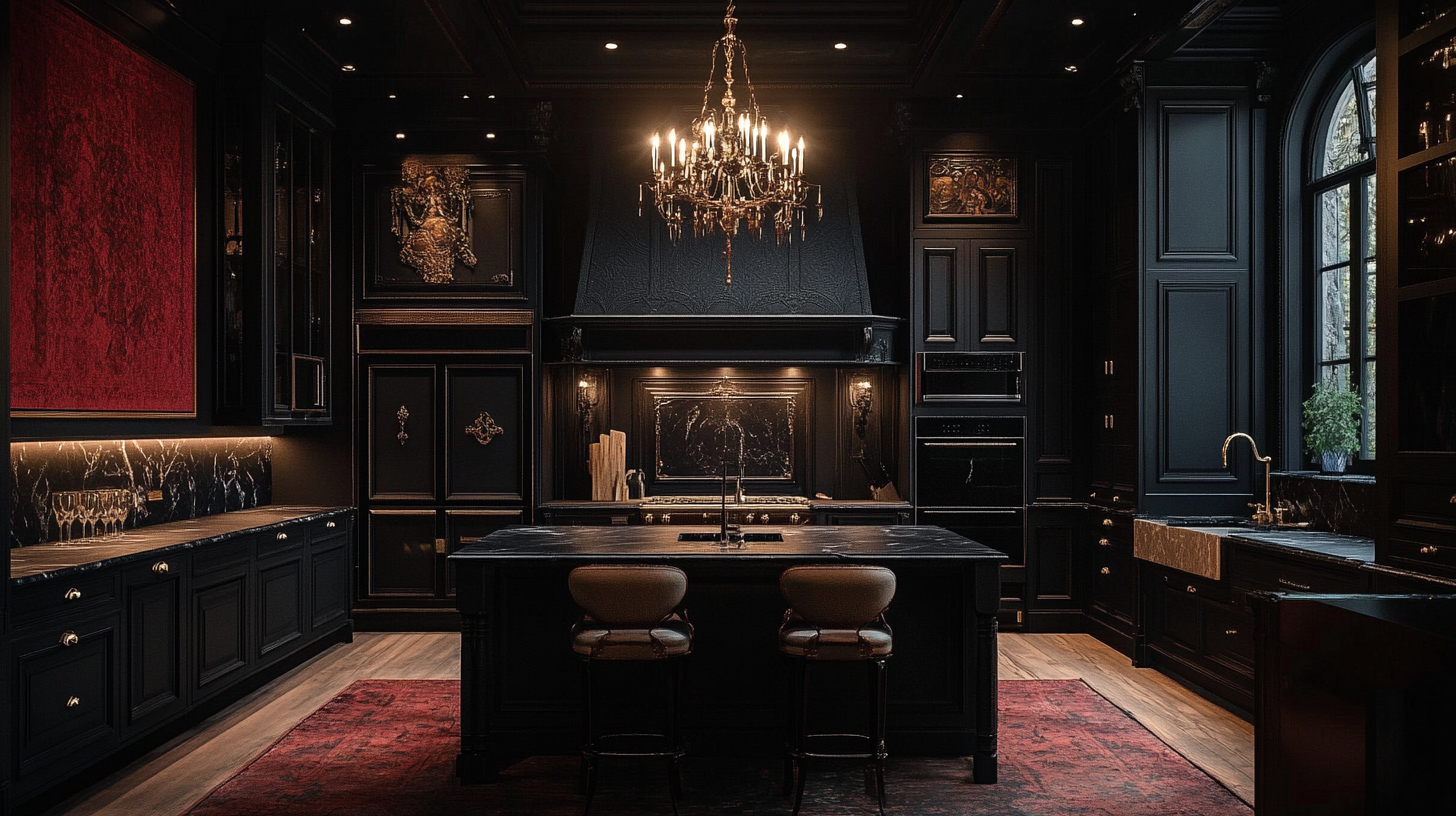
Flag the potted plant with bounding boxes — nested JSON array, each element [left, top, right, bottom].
[[1302, 381, 1361, 473]]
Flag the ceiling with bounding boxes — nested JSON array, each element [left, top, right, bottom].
[[280, 0, 1275, 105]]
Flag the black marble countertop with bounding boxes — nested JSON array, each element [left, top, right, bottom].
[[1222, 528, 1375, 567], [453, 524, 1007, 561], [537, 498, 912, 511], [10, 506, 351, 584]]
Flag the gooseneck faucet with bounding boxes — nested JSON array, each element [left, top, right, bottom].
[[1221, 432, 1278, 527]]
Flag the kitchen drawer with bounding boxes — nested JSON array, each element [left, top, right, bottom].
[[1229, 547, 1367, 605], [11, 571, 118, 626], [1384, 536, 1456, 580], [1095, 513, 1133, 544], [257, 526, 307, 559], [1390, 475, 1456, 533], [1202, 600, 1255, 672], [14, 612, 121, 775]]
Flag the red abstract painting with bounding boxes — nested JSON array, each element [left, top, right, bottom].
[[10, 0, 196, 415]]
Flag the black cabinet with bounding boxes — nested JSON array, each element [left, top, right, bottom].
[[217, 76, 333, 426], [124, 555, 187, 731], [1024, 505, 1085, 632], [1084, 511, 1136, 655], [1377, 1, 1456, 571], [912, 238, 1028, 355], [6, 509, 354, 807], [359, 360, 530, 611]]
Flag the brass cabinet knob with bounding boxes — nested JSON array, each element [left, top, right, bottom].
[[1098, 538, 1110, 546], [1450, 494, 1455, 504], [1099, 567, 1110, 575], [1102, 518, 1114, 527], [644, 513, 654, 524], [745, 513, 756, 523], [1225, 629, 1238, 635], [152, 561, 169, 574], [1186, 586, 1198, 594], [790, 513, 801, 524], [277, 532, 288, 540], [326, 521, 337, 528], [1112, 495, 1121, 503], [762, 514, 771, 524], [64, 588, 82, 601], [662, 514, 671, 524], [66, 696, 81, 708], [1421, 546, 1438, 555], [59, 631, 79, 647]]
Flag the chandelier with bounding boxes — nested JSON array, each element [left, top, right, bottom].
[[640, 2, 820, 286]]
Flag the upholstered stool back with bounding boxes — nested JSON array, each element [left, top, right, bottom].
[[779, 565, 895, 661], [569, 564, 692, 661]]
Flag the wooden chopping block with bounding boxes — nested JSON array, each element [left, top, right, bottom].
[[609, 430, 627, 500], [589, 441, 605, 501]]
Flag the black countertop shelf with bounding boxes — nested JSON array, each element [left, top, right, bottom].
[[9, 506, 352, 584]]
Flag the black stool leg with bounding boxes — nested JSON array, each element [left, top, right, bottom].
[[667, 658, 682, 816], [581, 659, 598, 815], [872, 657, 887, 815], [782, 657, 797, 797], [791, 660, 811, 816]]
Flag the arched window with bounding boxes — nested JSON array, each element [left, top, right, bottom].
[[1308, 52, 1376, 459]]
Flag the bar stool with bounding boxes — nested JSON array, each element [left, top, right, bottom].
[[568, 564, 693, 815], [779, 564, 895, 816]]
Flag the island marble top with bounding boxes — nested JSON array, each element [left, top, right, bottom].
[[10, 506, 351, 584], [453, 524, 1009, 561]]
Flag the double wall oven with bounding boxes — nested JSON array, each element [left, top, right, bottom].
[[914, 416, 1025, 617]]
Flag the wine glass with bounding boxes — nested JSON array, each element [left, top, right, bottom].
[[52, 491, 78, 543], [112, 489, 131, 536], [99, 490, 117, 537], [79, 491, 102, 541]]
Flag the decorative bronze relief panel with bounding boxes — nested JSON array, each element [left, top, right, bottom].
[[390, 161, 477, 284], [926, 154, 1018, 219]]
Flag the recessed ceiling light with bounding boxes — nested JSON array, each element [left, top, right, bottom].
[[341, 64, 356, 72], [395, 132, 406, 140], [604, 42, 619, 50], [488, 94, 496, 99], [485, 133, 497, 139], [1064, 64, 1079, 72], [834, 42, 847, 50], [1071, 17, 1084, 26], [338, 16, 352, 26], [462, 94, 470, 99], [955, 93, 964, 99]]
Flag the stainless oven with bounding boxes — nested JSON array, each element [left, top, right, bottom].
[[916, 352, 1023, 403]]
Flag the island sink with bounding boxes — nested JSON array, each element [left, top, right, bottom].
[[677, 531, 785, 543]]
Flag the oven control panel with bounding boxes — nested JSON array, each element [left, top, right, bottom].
[[914, 416, 1024, 439]]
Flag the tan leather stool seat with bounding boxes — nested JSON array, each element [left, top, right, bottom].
[[571, 616, 693, 660], [778, 619, 893, 660]]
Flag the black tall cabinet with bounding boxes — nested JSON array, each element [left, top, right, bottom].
[[1375, 2, 1456, 579]]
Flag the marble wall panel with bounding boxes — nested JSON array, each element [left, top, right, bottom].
[[1270, 471, 1378, 539], [11, 437, 271, 547]]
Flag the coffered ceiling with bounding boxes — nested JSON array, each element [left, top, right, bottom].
[[283, 0, 1272, 103]]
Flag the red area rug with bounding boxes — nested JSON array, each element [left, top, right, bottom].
[[187, 679, 1250, 815]]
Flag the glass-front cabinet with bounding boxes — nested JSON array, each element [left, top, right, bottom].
[[219, 83, 332, 425], [1376, 2, 1456, 578]]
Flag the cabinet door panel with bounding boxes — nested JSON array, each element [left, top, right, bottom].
[[977, 246, 1019, 344], [918, 243, 960, 346], [126, 563, 185, 727], [194, 576, 247, 690], [367, 510, 439, 596], [446, 365, 525, 501], [369, 365, 437, 500], [259, 558, 304, 657], [16, 614, 119, 774], [445, 510, 525, 596], [311, 534, 351, 628]]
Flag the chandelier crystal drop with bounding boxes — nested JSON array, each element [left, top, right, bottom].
[[639, 2, 820, 286]]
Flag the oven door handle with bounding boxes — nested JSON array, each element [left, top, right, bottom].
[[920, 441, 1019, 447], [920, 509, 1020, 514]]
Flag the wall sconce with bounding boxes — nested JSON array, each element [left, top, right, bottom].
[[850, 378, 874, 450], [577, 373, 601, 438]]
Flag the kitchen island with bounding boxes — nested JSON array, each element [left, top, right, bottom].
[[451, 524, 1007, 783]]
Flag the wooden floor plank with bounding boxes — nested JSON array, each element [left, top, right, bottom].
[[42, 631, 1251, 815]]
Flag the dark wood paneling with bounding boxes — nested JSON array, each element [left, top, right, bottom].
[[1156, 281, 1240, 479], [125, 563, 185, 728], [258, 558, 304, 657], [977, 246, 1018, 344], [368, 365, 437, 500], [14, 614, 118, 778], [310, 536, 351, 629], [445, 365, 525, 501], [920, 244, 959, 345], [366, 510, 438, 597], [194, 576, 247, 690], [1034, 161, 1072, 470], [1159, 102, 1237, 260]]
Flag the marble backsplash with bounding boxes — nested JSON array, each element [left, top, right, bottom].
[[11, 437, 272, 547], [1270, 471, 1378, 539]]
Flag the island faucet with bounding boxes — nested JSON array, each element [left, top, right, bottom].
[[1221, 432, 1293, 527]]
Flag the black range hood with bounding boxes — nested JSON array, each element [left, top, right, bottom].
[[551, 138, 899, 365]]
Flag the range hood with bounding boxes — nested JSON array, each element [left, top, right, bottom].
[[550, 138, 899, 365]]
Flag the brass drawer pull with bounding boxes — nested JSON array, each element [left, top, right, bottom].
[[1225, 629, 1238, 635], [326, 521, 337, 528], [644, 513, 654, 524], [1112, 495, 1121, 503], [1099, 567, 1110, 575], [1186, 585, 1198, 594], [1102, 518, 1114, 527], [64, 588, 82, 601], [790, 512, 801, 524], [66, 696, 81, 708], [1098, 538, 1110, 546], [1450, 494, 1455, 504], [1421, 546, 1439, 555], [59, 631, 79, 647], [277, 532, 288, 541], [152, 561, 169, 574], [1276, 577, 1312, 591]]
